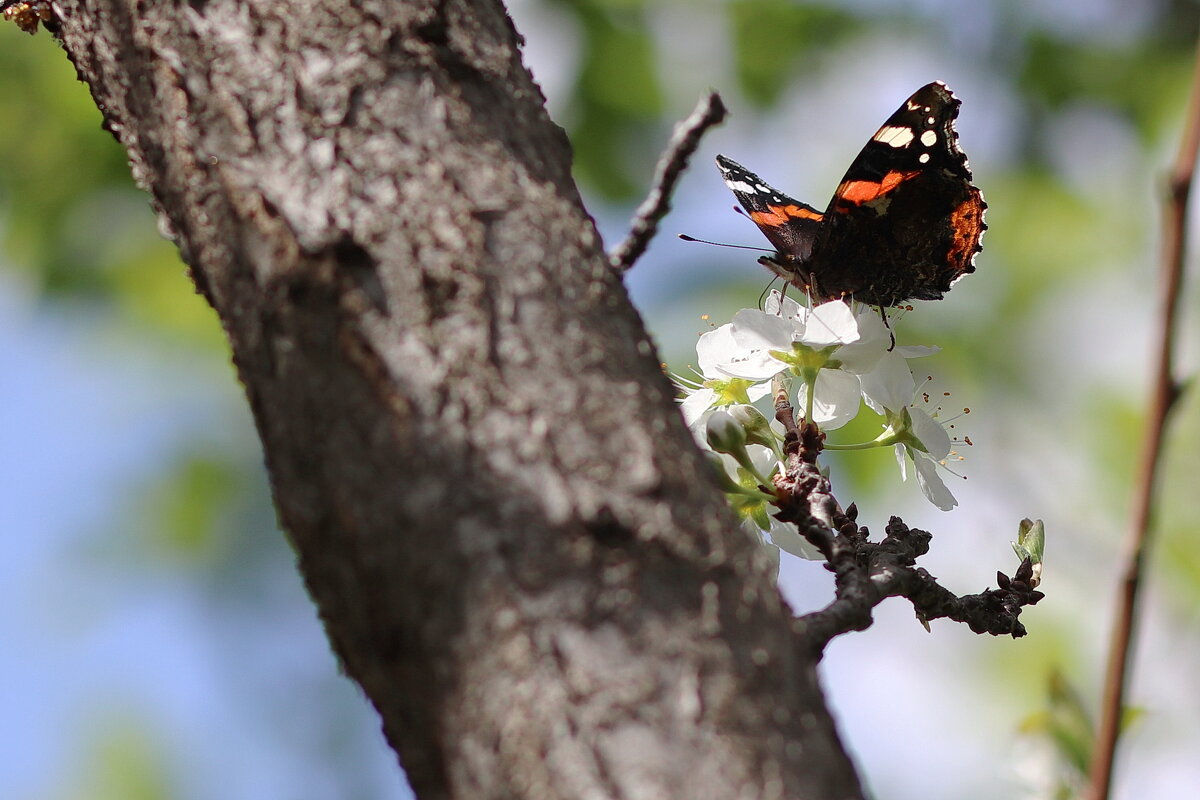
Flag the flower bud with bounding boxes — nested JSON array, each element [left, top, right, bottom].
[[705, 410, 746, 454], [1011, 518, 1045, 587], [727, 404, 774, 449]]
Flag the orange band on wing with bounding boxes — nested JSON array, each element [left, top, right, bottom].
[[836, 169, 922, 205], [947, 191, 986, 269], [750, 204, 824, 227]]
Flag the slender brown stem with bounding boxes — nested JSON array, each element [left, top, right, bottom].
[[1084, 38, 1200, 800], [609, 91, 727, 273]]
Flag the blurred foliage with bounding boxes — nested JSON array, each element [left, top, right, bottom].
[[727, 1, 862, 106], [54, 717, 176, 800], [1017, 669, 1145, 799], [549, 0, 664, 198], [0, 25, 221, 348], [134, 451, 253, 567], [1158, 385, 1200, 610], [1017, 30, 1195, 144], [6, 2, 1200, 799]]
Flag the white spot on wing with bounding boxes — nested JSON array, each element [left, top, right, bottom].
[[724, 179, 759, 194], [918, 153, 930, 164], [874, 125, 915, 148], [920, 130, 938, 147]]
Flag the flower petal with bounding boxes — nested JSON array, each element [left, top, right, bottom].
[[894, 344, 940, 359], [680, 388, 716, 429], [767, 518, 824, 560], [746, 381, 772, 402], [832, 309, 889, 372], [909, 407, 951, 460], [800, 300, 860, 347], [800, 369, 861, 430], [746, 443, 782, 477], [859, 352, 918, 413], [914, 454, 958, 510], [730, 308, 796, 350], [696, 324, 739, 376], [764, 290, 804, 320], [717, 349, 786, 381]]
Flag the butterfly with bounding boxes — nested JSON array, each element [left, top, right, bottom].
[[717, 82, 986, 307]]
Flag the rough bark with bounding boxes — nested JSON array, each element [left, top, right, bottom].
[[49, 1, 866, 797]]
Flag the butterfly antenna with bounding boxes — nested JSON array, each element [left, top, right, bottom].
[[874, 304, 898, 351], [677, 234, 774, 253], [758, 276, 786, 311]]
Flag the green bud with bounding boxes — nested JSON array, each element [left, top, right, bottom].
[[727, 404, 774, 449], [1011, 518, 1045, 587], [705, 410, 746, 454]]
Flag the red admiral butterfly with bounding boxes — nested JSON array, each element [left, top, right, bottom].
[[717, 81, 986, 307]]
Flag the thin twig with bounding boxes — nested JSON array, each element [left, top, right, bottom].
[[797, 517, 1043, 657], [767, 394, 1042, 656], [609, 91, 727, 273], [1084, 37, 1200, 800]]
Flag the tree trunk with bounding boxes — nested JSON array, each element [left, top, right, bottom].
[[51, 1, 865, 797]]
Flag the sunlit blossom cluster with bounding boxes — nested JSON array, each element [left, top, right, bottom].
[[676, 291, 964, 560]]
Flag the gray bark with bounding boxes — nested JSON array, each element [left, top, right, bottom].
[[52, 0, 866, 797]]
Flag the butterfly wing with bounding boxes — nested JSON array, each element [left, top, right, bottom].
[[812, 81, 987, 305], [716, 154, 824, 269]]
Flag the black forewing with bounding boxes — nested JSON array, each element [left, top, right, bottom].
[[716, 154, 823, 263]]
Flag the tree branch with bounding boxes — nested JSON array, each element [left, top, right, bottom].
[[43, 2, 865, 798], [609, 91, 726, 273], [799, 516, 1043, 656], [1085, 31, 1200, 800], [770, 399, 1044, 658]]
